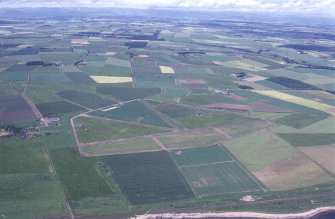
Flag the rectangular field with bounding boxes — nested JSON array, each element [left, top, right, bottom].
[[81, 137, 161, 155], [30, 73, 71, 82], [254, 153, 333, 191], [0, 173, 67, 219], [134, 76, 176, 89], [101, 151, 194, 204], [90, 100, 171, 127], [171, 144, 233, 166], [266, 77, 321, 90], [173, 111, 252, 129], [0, 64, 31, 81], [74, 116, 169, 143], [300, 145, 335, 175], [105, 57, 131, 68], [49, 148, 114, 200], [157, 128, 226, 149], [151, 101, 204, 118], [96, 86, 161, 101], [56, 90, 116, 109], [225, 131, 298, 171], [131, 57, 160, 76], [272, 117, 335, 134], [65, 72, 95, 83], [181, 93, 246, 106], [0, 137, 51, 174], [41, 127, 76, 149], [36, 101, 83, 116], [218, 119, 273, 137], [0, 94, 39, 122], [277, 133, 335, 147], [252, 90, 335, 115], [274, 113, 329, 129], [171, 145, 262, 197]]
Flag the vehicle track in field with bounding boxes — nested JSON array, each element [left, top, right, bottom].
[[20, 93, 48, 126]]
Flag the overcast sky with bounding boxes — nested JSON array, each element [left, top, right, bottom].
[[0, 0, 334, 14]]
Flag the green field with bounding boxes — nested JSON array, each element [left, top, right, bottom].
[[30, 73, 71, 82], [42, 127, 76, 149], [181, 93, 247, 106], [101, 151, 194, 204], [96, 86, 161, 101], [0, 173, 67, 219], [171, 144, 233, 166], [66, 72, 95, 83], [0, 70, 27, 81], [274, 113, 329, 129], [151, 101, 205, 118], [2, 10, 335, 218], [0, 64, 31, 81], [31, 65, 62, 74], [49, 148, 114, 200], [157, 128, 225, 149], [0, 85, 23, 95], [59, 65, 82, 73], [0, 137, 51, 174], [105, 57, 131, 68], [38, 52, 81, 65], [81, 64, 131, 77], [81, 137, 161, 155], [180, 162, 262, 197], [37, 101, 84, 116], [219, 119, 273, 137], [162, 88, 189, 98], [134, 76, 176, 89], [74, 116, 170, 143], [90, 100, 171, 127], [277, 133, 335, 146], [173, 111, 252, 129], [171, 145, 262, 197], [57, 90, 116, 109], [131, 57, 161, 76], [26, 83, 101, 104], [225, 131, 298, 171]]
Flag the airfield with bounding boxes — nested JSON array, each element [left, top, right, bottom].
[[0, 9, 334, 219]]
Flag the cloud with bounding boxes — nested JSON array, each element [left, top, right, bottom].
[[0, 0, 334, 14]]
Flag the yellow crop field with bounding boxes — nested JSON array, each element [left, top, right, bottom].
[[253, 90, 335, 115], [90, 76, 133, 84], [159, 66, 175, 74]]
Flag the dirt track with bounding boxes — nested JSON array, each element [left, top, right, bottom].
[[46, 192, 335, 219], [133, 207, 335, 219]]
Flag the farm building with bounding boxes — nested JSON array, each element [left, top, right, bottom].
[[44, 117, 60, 125]]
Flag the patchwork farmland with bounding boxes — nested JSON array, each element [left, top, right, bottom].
[[101, 151, 194, 204], [171, 145, 262, 197], [0, 8, 334, 219]]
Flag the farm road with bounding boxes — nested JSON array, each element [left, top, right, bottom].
[[45, 192, 335, 219]]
